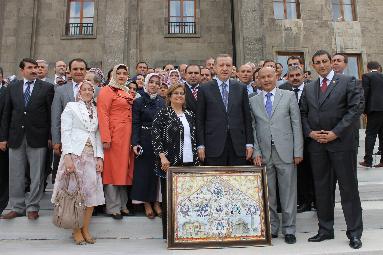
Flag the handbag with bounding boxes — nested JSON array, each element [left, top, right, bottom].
[[52, 172, 86, 229]]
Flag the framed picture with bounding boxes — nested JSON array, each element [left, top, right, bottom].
[[167, 166, 271, 249]]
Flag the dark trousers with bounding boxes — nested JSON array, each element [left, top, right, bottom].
[[310, 150, 363, 239], [51, 153, 60, 184], [297, 146, 315, 206], [161, 177, 167, 239], [205, 133, 247, 166], [0, 149, 9, 214], [364, 111, 383, 164]]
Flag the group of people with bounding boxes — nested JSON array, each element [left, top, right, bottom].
[[1, 49, 381, 249]]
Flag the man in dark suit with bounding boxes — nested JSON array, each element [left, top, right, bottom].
[[197, 54, 254, 165], [0, 58, 54, 220], [280, 66, 315, 213], [300, 50, 363, 249], [184, 64, 201, 113], [360, 61, 383, 168], [0, 83, 9, 215]]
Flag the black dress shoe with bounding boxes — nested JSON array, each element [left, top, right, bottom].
[[271, 234, 278, 238], [297, 203, 311, 213], [349, 237, 362, 249], [111, 213, 123, 220], [308, 233, 334, 242], [285, 234, 296, 244]]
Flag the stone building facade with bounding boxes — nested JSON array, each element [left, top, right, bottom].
[[0, 0, 382, 77]]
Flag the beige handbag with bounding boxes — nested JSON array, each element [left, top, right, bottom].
[[52, 172, 86, 229]]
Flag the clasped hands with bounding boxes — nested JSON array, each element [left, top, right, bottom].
[[197, 147, 254, 162], [309, 130, 337, 144], [252, 155, 303, 166], [64, 154, 103, 173]]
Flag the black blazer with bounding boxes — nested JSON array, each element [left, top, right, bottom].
[[196, 79, 254, 157], [2, 79, 54, 148], [300, 73, 361, 152], [0, 86, 8, 141], [152, 106, 198, 178], [184, 83, 198, 113], [362, 71, 383, 114]]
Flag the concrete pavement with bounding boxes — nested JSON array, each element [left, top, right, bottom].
[[1, 130, 383, 254]]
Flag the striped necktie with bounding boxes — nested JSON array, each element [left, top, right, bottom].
[[24, 80, 33, 107]]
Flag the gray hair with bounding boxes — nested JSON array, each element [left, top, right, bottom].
[[288, 65, 303, 74], [36, 59, 49, 68]]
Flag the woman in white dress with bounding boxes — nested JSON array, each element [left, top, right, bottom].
[[52, 81, 105, 245]]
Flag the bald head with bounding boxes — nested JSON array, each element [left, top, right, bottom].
[[258, 67, 277, 92], [238, 64, 253, 84]]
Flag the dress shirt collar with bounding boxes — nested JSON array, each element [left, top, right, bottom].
[[23, 78, 36, 85], [262, 87, 276, 97], [216, 77, 230, 87], [319, 70, 335, 85], [185, 82, 199, 90], [293, 82, 305, 91]]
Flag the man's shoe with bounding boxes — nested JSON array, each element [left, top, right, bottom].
[[297, 203, 311, 213], [359, 161, 372, 168], [285, 234, 296, 244], [0, 211, 23, 219], [27, 211, 39, 220], [349, 237, 362, 249], [374, 150, 382, 155], [374, 162, 383, 168], [111, 213, 123, 220], [308, 233, 334, 242], [271, 234, 278, 238]]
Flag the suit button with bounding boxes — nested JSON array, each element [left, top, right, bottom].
[[21, 126, 24, 129], [24, 112, 26, 115]]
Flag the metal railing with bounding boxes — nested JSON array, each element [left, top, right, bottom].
[[168, 21, 196, 34], [65, 23, 94, 36]]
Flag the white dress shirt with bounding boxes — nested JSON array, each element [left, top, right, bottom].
[[293, 83, 305, 102], [320, 70, 335, 88], [216, 77, 230, 97], [178, 114, 193, 163], [73, 82, 79, 98], [23, 78, 36, 94], [262, 87, 277, 106]]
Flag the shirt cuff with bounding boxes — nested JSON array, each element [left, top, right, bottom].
[[246, 144, 253, 148], [197, 145, 205, 150]]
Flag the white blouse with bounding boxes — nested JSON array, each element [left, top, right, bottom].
[[178, 114, 193, 163]]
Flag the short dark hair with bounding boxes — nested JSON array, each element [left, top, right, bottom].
[[367, 61, 381, 70], [312, 50, 332, 63], [136, 61, 148, 69], [68, 58, 88, 71], [215, 54, 232, 63], [263, 59, 276, 66], [305, 70, 312, 75], [287, 56, 304, 65], [185, 64, 200, 73], [333, 53, 348, 63], [19, 58, 38, 69]]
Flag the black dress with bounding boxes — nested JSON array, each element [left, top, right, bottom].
[[130, 93, 165, 202]]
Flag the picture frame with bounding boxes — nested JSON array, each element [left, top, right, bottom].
[[167, 166, 271, 249]]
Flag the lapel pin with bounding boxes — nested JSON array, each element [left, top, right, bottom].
[[332, 81, 336, 83]]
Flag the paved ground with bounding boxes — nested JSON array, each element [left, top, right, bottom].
[[1, 130, 383, 254]]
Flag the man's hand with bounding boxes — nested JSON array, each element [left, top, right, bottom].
[[320, 131, 337, 143], [48, 140, 52, 149], [294, 157, 303, 165], [309, 131, 325, 142], [0, 141, 7, 152], [198, 148, 205, 162], [253, 155, 263, 166], [53, 143, 62, 155], [246, 147, 254, 161]]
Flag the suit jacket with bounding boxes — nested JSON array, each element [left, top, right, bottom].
[[196, 79, 254, 157], [185, 83, 198, 113], [300, 73, 361, 152], [362, 71, 383, 114], [51, 81, 101, 144], [61, 102, 103, 158], [0, 86, 8, 141], [249, 88, 303, 164], [2, 79, 54, 148]]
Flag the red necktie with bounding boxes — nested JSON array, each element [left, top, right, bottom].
[[192, 87, 198, 100], [321, 78, 328, 93]]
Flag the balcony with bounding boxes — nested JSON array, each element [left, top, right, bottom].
[[65, 23, 94, 36], [168, 22, 196, 34]]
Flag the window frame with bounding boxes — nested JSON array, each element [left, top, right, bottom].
[[331, 0, 357, 22], [166, 0, 200, 37], [276, 51, 305, 77], [62, 0, 97, 39], [341, 53, 363, 79], [273, 0, 301, 20]]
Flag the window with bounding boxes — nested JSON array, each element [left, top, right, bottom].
[[332, 0, 356, 22], [66, 0, 95, 36], [168, 0, 196, 34], [276, 52, 305, 76], [273, 0, 300, 20], [343, 54, 362, 78]]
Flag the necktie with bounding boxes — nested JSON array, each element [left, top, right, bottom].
[[221, 82, 228, 110], [74, 83, 79, 98], [265, 92, 273, 118], [321, 78, 328, 93], [293, 88, 300, 102], [24, 81, 33, 107], [191, 87, 198, 100]]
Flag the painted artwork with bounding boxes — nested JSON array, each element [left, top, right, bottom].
[[167, 166, 271, 249]]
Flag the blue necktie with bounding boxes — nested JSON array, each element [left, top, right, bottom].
[[221, 82, 228, 110], [24, 81, 33, 107], [265, 92, 273, 118]]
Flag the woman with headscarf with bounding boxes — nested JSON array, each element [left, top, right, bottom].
[[97, 64, 135, 220], [130, 73, 165, 219], [167, 69, 181, 86], [52, 81, 104, 245]]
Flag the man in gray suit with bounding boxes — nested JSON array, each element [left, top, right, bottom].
[[300, 50, 363, 249], [36, 60, 54, 84], [51, 58, 87, 183], [249, 67, 303, 244]]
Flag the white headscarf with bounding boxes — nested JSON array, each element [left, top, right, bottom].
[[144, 73, 161, 99]]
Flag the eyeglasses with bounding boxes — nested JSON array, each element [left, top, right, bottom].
[[172, 92, 185, 96]]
